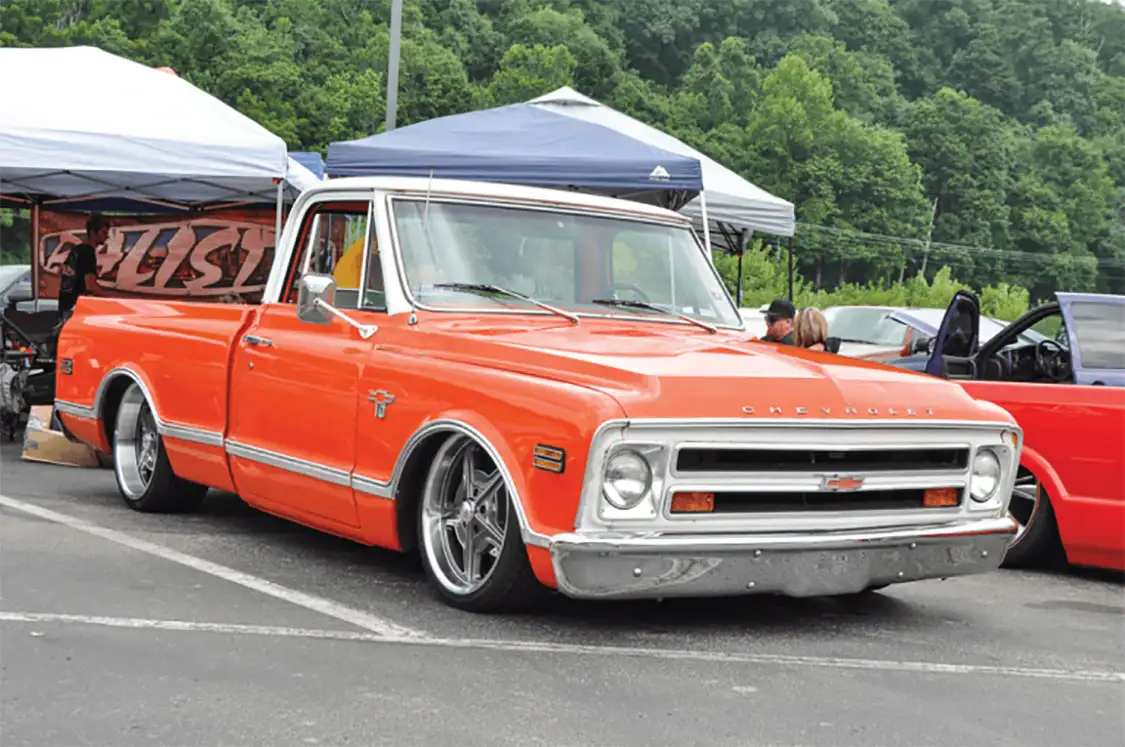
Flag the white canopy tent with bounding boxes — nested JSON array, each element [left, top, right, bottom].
[[528, 87, 796, 250], [0, 46, 320, 308], [0, 46, 301, 211]]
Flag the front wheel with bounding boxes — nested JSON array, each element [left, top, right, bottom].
[[417, 434, 543, 612], [113, 383, 208, 513], [1003, 472, 1064, 568]]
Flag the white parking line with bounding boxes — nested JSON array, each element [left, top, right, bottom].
[[0, 494, 423, 640], [2, 610, 1123, 683], [5, 494, 1124, 685]]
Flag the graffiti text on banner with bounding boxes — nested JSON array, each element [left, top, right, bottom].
[[37, 210, 277, 302]]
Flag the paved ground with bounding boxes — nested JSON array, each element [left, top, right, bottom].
[[1, 440, 1123, 746]]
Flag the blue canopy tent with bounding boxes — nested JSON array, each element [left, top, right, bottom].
[[325, 104, 704, 209], [290, 151, 325, 180]]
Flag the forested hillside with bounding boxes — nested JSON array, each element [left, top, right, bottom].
[[2, 0, 1123, 307]]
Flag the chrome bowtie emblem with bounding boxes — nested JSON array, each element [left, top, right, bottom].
[[368, 390, 395, 419], [821, 475, 865, 492]]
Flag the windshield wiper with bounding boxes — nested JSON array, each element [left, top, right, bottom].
[[433, 283, 579, 324], [590, 298, 718, 333]]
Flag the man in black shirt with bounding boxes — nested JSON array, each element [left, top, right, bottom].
[[58, 214, 110, 317], [762, 297, 796, 345]]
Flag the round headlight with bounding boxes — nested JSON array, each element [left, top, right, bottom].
[[603, 449, 652, 510], [970, 450, 1002, 503]]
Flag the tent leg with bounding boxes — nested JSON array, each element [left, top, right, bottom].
[[785, 237, 793, 302], [699, 192, 712, 263], [31, 201, 41, 313], [737, 252, 744, 307], [274, 181, 284, 250]]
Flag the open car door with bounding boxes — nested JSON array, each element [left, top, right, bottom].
[[924, 290, 980, 379]]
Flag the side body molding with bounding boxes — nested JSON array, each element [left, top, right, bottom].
[[58, 369, 548, 549]]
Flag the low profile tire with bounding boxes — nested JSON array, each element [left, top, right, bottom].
[[418, 433, 543, 613], [1003, 472, 1064, 568], [113, 383, 208, 513]]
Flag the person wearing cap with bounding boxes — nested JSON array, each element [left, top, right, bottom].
[[763, 298, 796, 345]]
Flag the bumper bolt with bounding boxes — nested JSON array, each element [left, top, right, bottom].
[[747, 582, 755, 589], [982, 550, 989, 558], [753, 550, 762, 558], [909, 542, 917, 550], [632, 568, 642, 578], [897, 571, 905, 579]]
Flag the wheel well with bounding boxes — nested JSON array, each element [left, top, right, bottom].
[[393, 431, 455, 554], [99, 376, 137, 448]]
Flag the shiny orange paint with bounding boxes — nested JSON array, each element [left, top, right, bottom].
[[54, 290, 1015, 591], [959, 380, 1125, 571]]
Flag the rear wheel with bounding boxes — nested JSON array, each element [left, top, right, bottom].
[[1003, 472, 1064, 568], [113, 383, 207, 513], [417, 433, 543, 612]]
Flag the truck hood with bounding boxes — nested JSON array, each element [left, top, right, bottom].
[[407, 317, 996, 423]]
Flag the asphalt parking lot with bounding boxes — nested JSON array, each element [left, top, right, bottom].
[[2, 440, 1123, 746]]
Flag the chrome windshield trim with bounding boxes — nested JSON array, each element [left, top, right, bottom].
[[383, 194, 742, 330]]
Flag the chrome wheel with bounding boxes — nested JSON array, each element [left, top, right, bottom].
[[421, 435, 509, 596], [114, 385, 159, 500], [1008, 473, 1040, 546]]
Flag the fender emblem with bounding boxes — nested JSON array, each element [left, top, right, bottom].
[[821, 475, 865, 492], [368, 390, 395, 419]]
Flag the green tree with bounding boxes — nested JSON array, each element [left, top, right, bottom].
[[486, 43, 577, 106]]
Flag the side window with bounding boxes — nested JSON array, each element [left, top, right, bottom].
[[1070, 302, 1125, 370], [283, 202, 383, 311]]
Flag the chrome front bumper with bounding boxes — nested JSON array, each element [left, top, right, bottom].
[[548, 516, 1017, 600]]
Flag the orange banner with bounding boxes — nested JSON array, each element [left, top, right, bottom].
[[37, 209, 278, 303]]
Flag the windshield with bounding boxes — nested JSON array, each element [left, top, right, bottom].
[[822, 307, 908, 346], [391, 199, 741, 327], [0, 265, 30, 292]]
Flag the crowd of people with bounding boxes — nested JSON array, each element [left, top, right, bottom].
[[758, 298, 840, 353]]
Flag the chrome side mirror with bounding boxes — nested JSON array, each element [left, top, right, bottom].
[[296, 274, 336, 325]]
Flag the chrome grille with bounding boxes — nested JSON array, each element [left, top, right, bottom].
[[675, 446, 970, 474]]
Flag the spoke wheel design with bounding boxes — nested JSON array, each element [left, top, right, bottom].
[[111, 381, 208, 513], [114, 385, 160, 499], [421, 435, 510, 596]]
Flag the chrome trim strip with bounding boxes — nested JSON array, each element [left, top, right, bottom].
[[352, 474, 394, 500], [551, 514, 1018, 552], [225, 440, 352, 488], [53, 399, 96, 419], [159, 421, 225, 447], [391, 418, 551, 548]]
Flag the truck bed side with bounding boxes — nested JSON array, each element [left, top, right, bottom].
[[55, 297, 257, 492]]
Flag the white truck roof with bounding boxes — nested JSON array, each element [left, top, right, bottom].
[[305, 176, 692, 224]]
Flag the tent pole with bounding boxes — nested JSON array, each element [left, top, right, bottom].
[[386, 0, 404, 131], [31, 201, 41, 313], [736, 251, 743, 307], [785, 237, 793, 301], [699, 192, 712, 263], [274, 181, 283, 251]]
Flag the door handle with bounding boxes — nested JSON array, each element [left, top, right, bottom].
[[243, 334, 273, 347]]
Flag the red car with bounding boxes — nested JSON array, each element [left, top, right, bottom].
[[908, 291, 1125, 571]]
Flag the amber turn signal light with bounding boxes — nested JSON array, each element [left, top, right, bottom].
[[923, 488, 960, 507], [670, 491, 715, 513]]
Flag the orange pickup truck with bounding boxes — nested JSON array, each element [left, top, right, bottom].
[[54, 177, 1023, 612]]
